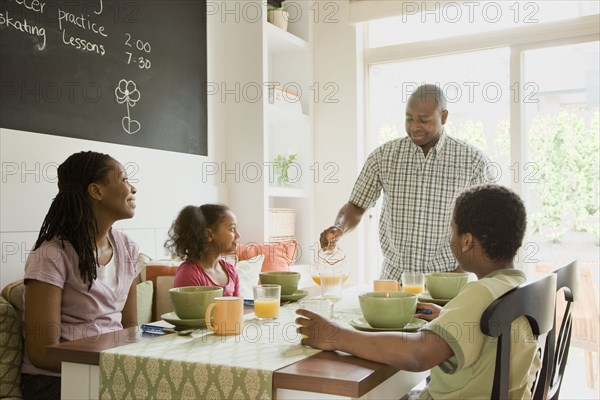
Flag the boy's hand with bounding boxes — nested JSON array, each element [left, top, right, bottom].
[[296, 309, 341, 351], [415, 302, 442, 321]]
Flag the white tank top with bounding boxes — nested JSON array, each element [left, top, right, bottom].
[[97, 255, 118, 291]]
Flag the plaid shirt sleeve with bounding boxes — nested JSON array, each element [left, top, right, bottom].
[[349, 149, 382, 210], [470, 151, 492, 185]]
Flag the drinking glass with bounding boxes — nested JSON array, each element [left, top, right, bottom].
[[253, 284, 281, 320], [320, 274, 343, 304], [401, 272, 425, 294], [298, 299, 334, 319]]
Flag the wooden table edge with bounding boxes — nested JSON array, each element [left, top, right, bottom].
[[273, 350, 399, 398], [47, 326, 141, 366]]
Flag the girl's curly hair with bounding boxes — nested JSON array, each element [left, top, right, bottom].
[[165, 204, 230, 261]]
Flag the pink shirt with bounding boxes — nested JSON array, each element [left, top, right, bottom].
[[21, 229, 140, 376], [173, 259, 240, 297]]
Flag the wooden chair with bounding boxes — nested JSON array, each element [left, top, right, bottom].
[[480, 273, 557, 400], [536, 261, 598, 392], [534, 261, 578, 400]]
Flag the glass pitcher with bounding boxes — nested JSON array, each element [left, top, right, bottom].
[[310, 246, 350, 285]]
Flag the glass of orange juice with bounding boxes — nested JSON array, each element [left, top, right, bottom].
[[253, 284, 281, 320], [401, 272, 425, 294]]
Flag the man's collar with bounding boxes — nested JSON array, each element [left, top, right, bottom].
[[433, 130, 447, 152], [409, 130, 447, 154]]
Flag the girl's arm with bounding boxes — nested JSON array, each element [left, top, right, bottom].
[[24, 280, 62, 372]]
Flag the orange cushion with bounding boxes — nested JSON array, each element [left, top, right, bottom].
[[144, 263, 179, 321], [236, 240, 297, 272]]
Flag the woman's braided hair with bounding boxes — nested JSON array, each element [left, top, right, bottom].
[[34, 151, 115, 288]]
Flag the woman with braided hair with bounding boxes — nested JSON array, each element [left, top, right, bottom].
[[21, 151, 140, 400]]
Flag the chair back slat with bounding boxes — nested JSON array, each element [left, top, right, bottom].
[[481, 273, 557, 400], [535, 261, 578, 400]]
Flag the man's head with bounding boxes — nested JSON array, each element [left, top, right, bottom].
[[405, 84, 448, 153]]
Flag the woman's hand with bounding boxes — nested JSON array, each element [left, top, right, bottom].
[[415, 302, 442, 321], [296, 309, 343, 351]]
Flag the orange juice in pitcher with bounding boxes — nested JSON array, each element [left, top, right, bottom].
[[311, 247, 349, 285]]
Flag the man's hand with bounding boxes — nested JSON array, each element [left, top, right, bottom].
[[296, 309, 342, 351], [319, 226, 343, 250]]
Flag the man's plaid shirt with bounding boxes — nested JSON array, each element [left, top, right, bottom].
[[349, 133, 491, 279]]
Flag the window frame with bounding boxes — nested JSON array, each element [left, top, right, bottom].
[[361, 13, 599, 275]]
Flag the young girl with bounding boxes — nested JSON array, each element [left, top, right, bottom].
[[22, 151, 140, 400], [166, 204, 241, 297]]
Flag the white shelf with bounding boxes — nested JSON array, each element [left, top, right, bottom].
[[268, 186, 308, 198], [267, 22, 309, 55], [267, 107, 309, 125]]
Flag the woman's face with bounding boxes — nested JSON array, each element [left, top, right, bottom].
[[94, 161, 137, 221], [209, 210, 240, 254]]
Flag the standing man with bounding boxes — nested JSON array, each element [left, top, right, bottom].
[[320, 84, 492, 279]]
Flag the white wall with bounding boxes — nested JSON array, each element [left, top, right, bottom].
[[0, 13, 229, 289], [1, 1, 372, 288], [313, 1, 367, 285]]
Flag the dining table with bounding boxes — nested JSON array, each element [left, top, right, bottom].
[[47, 285, 428, 399]]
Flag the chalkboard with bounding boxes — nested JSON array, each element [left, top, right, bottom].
[[0, 0, 207, 155]]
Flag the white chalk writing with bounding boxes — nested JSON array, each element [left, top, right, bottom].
[[0, 10, 46, 50]]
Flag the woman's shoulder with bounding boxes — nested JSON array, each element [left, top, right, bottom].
[[110, 228, 136, 247], [30, 237, 75, 258], [110, 228, 139, 260]]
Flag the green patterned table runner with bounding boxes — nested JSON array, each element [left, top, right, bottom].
[[99, 306, 320, 399]]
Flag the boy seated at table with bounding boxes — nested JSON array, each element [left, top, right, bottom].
[[296, 184, 541, 399]]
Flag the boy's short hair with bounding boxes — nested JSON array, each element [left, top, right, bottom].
[[453, 184, 526, 261]]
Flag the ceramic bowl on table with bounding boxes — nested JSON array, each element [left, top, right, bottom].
[[358, 291, 417, 329], [169, 286, 223, 320], [425, 272, 469, 300], [259, 271, 300, 296]]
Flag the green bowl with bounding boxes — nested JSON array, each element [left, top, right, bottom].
[[359, 291, 417, 329], [425, 272, 470, 300], [259, 271, 300, 296], [169, 286, 223, 320]]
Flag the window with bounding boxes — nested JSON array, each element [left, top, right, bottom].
[[365, 4, 599, 398], [368, 1, 599, 48], [369, 48, 511, 185]]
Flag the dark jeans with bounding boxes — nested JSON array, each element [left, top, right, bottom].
[[21, 373, 61, 400]]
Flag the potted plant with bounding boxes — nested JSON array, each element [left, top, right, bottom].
[[273, 152, 297, 186]]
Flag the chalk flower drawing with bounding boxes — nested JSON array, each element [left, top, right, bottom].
[[115, 79, 141, 134]]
